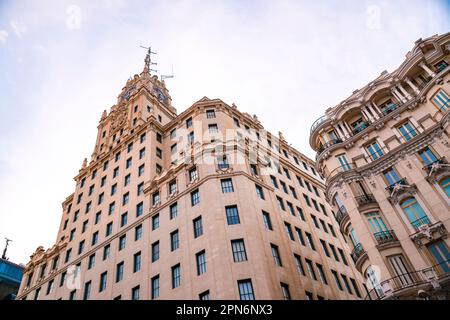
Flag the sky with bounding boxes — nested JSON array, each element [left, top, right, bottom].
[[0, 0, 449, 264]]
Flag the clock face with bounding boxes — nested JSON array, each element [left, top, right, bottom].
[[122, 85, 136, 101], [154, 87, 166, 103]]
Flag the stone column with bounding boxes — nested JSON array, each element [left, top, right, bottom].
[[321, 132, 330, 143], [405, 77, 420, 94], [397, 83, 412, 100], [368, 103, 380, 120], [392, 87, 407, 103], [362, 107, 374, 123], [419, 62, 436, 78], [334, 125, 345, 140]]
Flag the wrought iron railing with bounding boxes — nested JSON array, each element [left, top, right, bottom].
[[335, 206, 349, 226], [310, 115, 328, 135], [355, 194, 376, 207], [422, 158, 447, 174], [351, 243, 366, 263], [317, 138, 343, 155], [374, 230, 398, 245], [381, 103, 398, 116], [411, 216, 431, 231], [352, 122, 369, 135]]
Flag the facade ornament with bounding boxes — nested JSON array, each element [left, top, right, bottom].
[[375, 122, 385, 130], [82, 158, 87, 169], [101, 110, 107, 120], [410, 221, 447, 247]]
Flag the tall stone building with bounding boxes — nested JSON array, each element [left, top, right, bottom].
[[309, 33, 450, 300], [17, 50, 365, 300]]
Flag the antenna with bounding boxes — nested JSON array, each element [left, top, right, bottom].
[[2, 238, 12, 260], [140, 44, 158, 74], [161, 65, 175, 81]]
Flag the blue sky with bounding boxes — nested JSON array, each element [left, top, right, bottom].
[[0, 0, 449, 264]]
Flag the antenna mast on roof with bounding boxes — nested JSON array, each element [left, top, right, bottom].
[[140, 44, 158, 74]]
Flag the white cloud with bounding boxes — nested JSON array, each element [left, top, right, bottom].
[[0, 30, 8, 44], [10, 19, 27, 37]]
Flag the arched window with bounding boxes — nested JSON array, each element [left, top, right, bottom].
[[439, 177, 450, 197], [400, 197, 429, 230], [347, 224, 360, 247]]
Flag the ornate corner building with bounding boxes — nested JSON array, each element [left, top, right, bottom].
[[16, 52, 365, 300], [310, 33, 450, 300]]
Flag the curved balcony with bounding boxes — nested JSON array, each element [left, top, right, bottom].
[[351, 121, 369, 135], [350, 243, 367, 265], [310, 115, 329, 135], [335, 206, 349, 232], [317, 138, 343, 155], [364, 259, 450, 300], [381, 102, 398, 116]]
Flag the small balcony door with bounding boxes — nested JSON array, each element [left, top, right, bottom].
[[366, 212, 388, 234], [428, 241, 450, 273], [418, 147, 438, 166], [399, 197, 430, 230], [388, 255, 414, 287]]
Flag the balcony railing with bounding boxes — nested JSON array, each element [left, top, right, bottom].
[[374, 230, 398, 245], [317, 138, 343, 155], [351, 121, 369, 135], [381, 103, 398, 116], [351, 243, 366, 263], [385, 178, 408, 193], [417, 77, 432, 90], [355, 194, 377, 207], [411, 216, 431, 231], [310, 115, 328, 135], [334, 206, 348, 226], [365, 259, 450, 300]]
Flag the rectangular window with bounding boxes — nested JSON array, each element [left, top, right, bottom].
[[271, 244, 282, 266], [208, 123, 218, 134], [383, 168, 401, 186], [332, 270, 343, 291], [106, 222, 113, 237], [133, 252, 141, 272], [135, 224, 142, 241], [118, 235, 126, 251], [113, 167, 119, 178], [262, 211, 273, 230], [108, 202, 115, 215], [152, 192, 160, 206], [186, 117, 193, 128], [297, 175, 304, 187], [256, 185, 265, 199], [303, 194, 311, 207], [136, 202, 143, 217], [193, 216, 203, 238], [131, 286, 140, 300], [140, 133, 146, 143], [138, 164, 145, 176], [297, 207, 305, 221], [169, 180, 177, 195], [99, 272, 107, 292], [189, 168, 198, 181], [320, 240, 330, 257], [151, 275, 160, 299], [83, 281, 91, 300], [120, 212, 128, 227], [103, 244, 110, 260], [295, 228, 306, 246], [221, 178, 234, 193], [137, 182, 144, 196], [418, 147, 438, 166], [350, 278, 362, 298], [231, 239, 247, 262], [294, 254, 305, 276], [139, 147, 145, 159], [116, 262, 124, 283], [330, 244, 340, 262], [270, 175, 278, 188], [206, 109, 216, 118], [196, 250, 207, 275], [284, 222, 294, 241], [171, 264, 181, 288], [238, 279, 255, 300], [171, 230, 180, 251], [226, 205, 240, 225], [316, 263, 328, 285], [276, 196, 285, 211], [337, 154, 352, 171], [191, 189, 200, 206], [170, 202, 178, 219], [280, 181, 288, 194], [432, 89, 450, 110], [151, 241, 160, 262], [305, 232, 316, 250], [287, 202, 294, 216], [366, 141, 384, 160], [290, 186, 298, 199], [398, 122, 418, 141], [122, 192, 129, 205], [280, 283, 291, 300], [305, 259, 317, 280], [88, 254, 95, 270], [199, 290, 210, 300], [152, 214, 160, 230]]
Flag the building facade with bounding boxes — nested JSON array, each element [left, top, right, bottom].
[[17, 52, 365, 300], [310, 33, 450, 300]]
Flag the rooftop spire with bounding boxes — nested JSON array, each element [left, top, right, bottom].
[[140, 45, 157, 74]]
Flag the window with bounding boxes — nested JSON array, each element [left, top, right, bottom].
[[68, 289, 75, 300], [270, 175, 278, 188], [297, 207, 305, 221], [294, 254, 305, 276], [111, 183, 117, 196], [398, 122, 417, 141], [383, 168, 401, 186], [171, 264, 181, 288], [193, 216, 203, 238], [85, 202, 91, 213], [186, 117, 193, 128], [280, 283, 291, 300], [122, 192, 129, 205], [106, 222, 113, 237], [331, 270, 343, 291], [99, 272, 107, 292], [88, 254, 95, 270], [305, 291, 314, 300], [432, 89, 450, 110], [280, 181, 288, 194], [64, 249, 72, 263], [170, 129, 176, 140], [312, 185, 319, 197], [127, 142, 133, 153], [295, 228, 306, 246], [156, 147, 162, 159], [283, 167, 291, 180], [78, 240, 85, 255], [118, 235, 126, 251], [305, 259, 317, 280], [103, 244, 110, 260], [151, 241, 160, 262], [320, 240, 330, 257], [206, 109, 216, 118], [91, 231, 99, 245], [428, 240, 450, 272], [46, 279, 54, 295], [169, 180, 177, 195], [170, 202, 178, 219], [187, 131, 195, 144], [366, 141, 384, 160], [151, 275, 160, 299], [250, 164, 258, 176], [330, 244, 340, 262], [98, 192, 104, 205], [60, 272, 66, 287], [271, 244, 282, 266], [115, 152, 120, 162], [226, 205, 240, 225], [139, 147, 145, 159], [238, 279, 254, 300], [88, 184, 94, 196], [231, 239, 247, 262], [69, 229, 75, 241], [233, 118, 240, 127], [196, 250, 207, 275], [189, 168, 198, 181], [208, 123, 218, 134], [296, 175, 304, 187], [303, 194, 311, 207], [120, 212, 128, 227], [113, 167, 119, 178], [262, 211, 272, 230], [221, 178, 234, 193], [152, 192, 160, 206], [131, 286, 140, 300], [338, 248, 349, 266], [256, 185, 265, 199], [136, 182, 144, 196], [337, 154, 351, 171], [350, 278, 362, 298], [170, 230, 180, 251], [152, 214, 160, 230], [311, 214, 319, 228], [400, 197, 430, 230], [140, 133, 146, 143], [418, 147, 438, 166], [341, 274, 352, 294], [191, 189, 200, 206], [276, 196, 285, 211], [305, 232, 316, 250], [116, 262, 124, 283], [316, 263, 328, 285], [199, 290, 210, 300], [329, 224, 336, 237], [133, 252, 141, 272], [91, 169, 97, 179], [136, 202, 143, 217], [108, 202, 115, 215], [138, 164, 145, 176], [80, 177, 86, 188], [284, 222, 294, 241], [289, 186, 297, 199]]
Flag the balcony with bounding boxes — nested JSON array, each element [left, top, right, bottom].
[[365, 260, 450, 300], [385, 178, 408, 194], [374, 230, 398, 246], [310, 115, 328, 135], [355, 194, 377, 207], [351, 121, 369, 135], [350, 243, 366, 264], [335, 206, 349, 227], [381, 103, 398, 116], [317, 138, 343, 156], [411, 216, 431, 231], [422, 157, 449, 180]]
